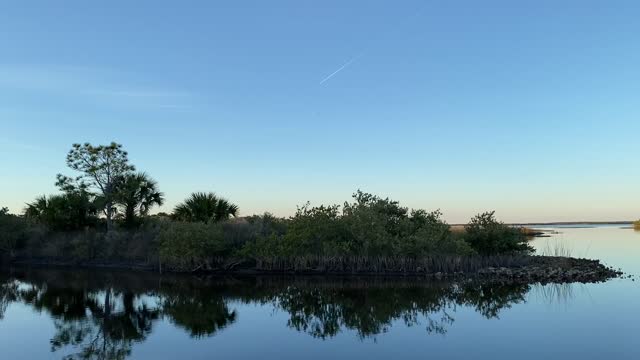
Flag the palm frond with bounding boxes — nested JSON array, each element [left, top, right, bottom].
[[172, 192, 239, 223]]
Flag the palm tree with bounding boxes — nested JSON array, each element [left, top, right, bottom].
[[24, 192, 97, 230], [173, 192, 238, 223], [114, 173, 164, 228], [24, 195, 50, 219]]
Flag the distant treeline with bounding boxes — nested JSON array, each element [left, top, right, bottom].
[[0, 142, 533, 273]]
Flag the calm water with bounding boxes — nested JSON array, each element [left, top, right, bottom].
[[1, 225, 639, 360]]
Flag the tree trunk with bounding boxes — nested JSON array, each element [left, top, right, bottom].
[[125, 204, 136, 229], [106, 201, 113, 232], [105, 289, 112, 317]]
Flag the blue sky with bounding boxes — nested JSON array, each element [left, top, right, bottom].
[[1, 0, 639, 223]]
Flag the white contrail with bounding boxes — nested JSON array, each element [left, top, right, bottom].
[[319, 54, 363, 84]]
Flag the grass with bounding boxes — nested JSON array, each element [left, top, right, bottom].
[[450, 225, 540, 236], [531, 282, 575, 305], [250, 255, 531, 274], [537, 239, 573, 258]]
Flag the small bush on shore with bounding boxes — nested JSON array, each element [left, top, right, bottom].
[[463, 211, 533, 255]]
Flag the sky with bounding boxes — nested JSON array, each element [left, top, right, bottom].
[[1, 0, 640, 223]]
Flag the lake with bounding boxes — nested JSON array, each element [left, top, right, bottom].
[[1, 225, 638, 359]]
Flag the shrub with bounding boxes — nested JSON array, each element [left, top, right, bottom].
[[398, 210, 473, 256], [0, 210, 31, 257], [158, 222, 226, 271], [281, 203, 351, 256], [463, 211, 533, 255], [341, 191, 404, 256], [222, 213, 287, 252], [28, 224, 163, 263], [243, 191, 474, 260], [341, 192, 471, 257]]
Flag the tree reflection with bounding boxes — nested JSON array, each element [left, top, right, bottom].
[[162, 291, 237, 338], [0, 269, 538, 358], [266, 280, 529, 339], [0, 276, 18, 320], [456, 282, 529, 319], [19, 283, 159, 360], [272, 285, 451, 338]]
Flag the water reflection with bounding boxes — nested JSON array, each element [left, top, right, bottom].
[[13, 277, 160, 359], [267, 280, 530, 339], [1, 269, 542, 358]]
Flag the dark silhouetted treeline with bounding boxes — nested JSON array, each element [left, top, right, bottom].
[[0, 142, 533, 273]]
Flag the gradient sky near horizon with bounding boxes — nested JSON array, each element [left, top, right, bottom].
[[1, 0, 640, 223]]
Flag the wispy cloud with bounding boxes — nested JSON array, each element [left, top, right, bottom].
[[0, 64, 194, 110], [319, 53, 364, 85], [84, 89, 192, 98], [0, 137, 48, 152]]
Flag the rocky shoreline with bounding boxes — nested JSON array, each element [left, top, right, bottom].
[[472, 256, 623, 283]]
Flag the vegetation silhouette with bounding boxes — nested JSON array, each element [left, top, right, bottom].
[[0, 209, 31, 258], [25, 191, 98, 231], [56, 142, 136, 232], [1, 142, 535, 275]]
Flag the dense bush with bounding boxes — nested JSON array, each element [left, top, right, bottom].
[[157, 214, 289, 269], [12, 219, 162, 263], [398, 210, 472, 256], [222, 213, 287, 252], [0, 208, 32, 257], [463, 211, 533, 255], [279, 203, 350, 256], [341, 191, 471, 256], [158, 221, 226, 271], [243, 191, 472, 260]]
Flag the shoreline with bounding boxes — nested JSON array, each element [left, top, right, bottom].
[[449, 221, 633, 226], [5, 255, 623, 284]]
